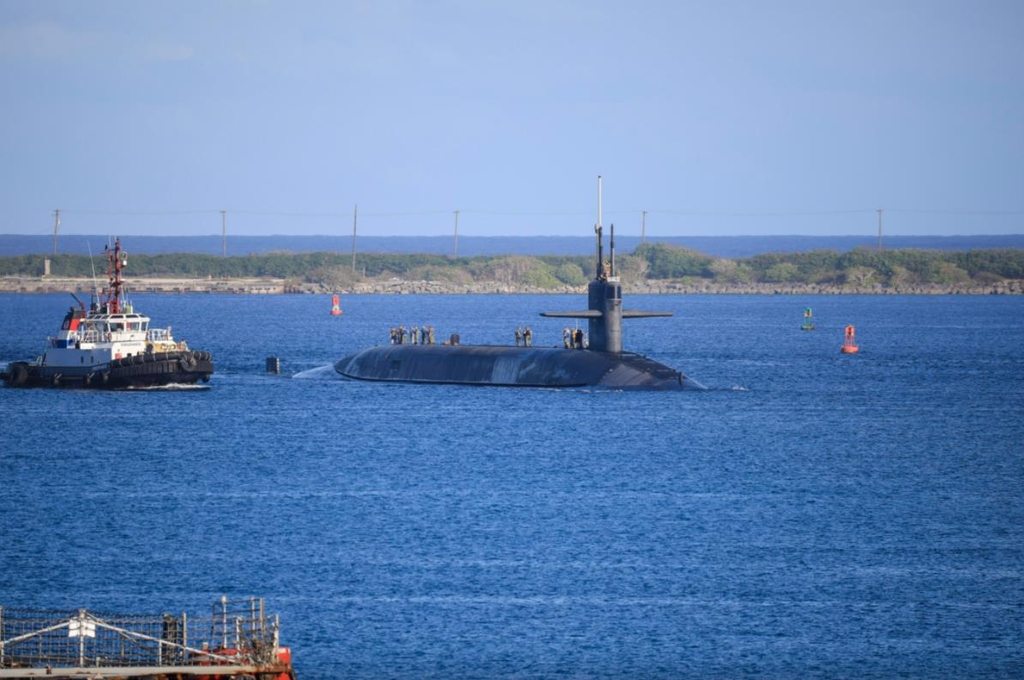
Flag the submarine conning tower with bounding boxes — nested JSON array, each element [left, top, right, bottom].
[[587, 274, 622, 352], [541, 176, 670, 352]]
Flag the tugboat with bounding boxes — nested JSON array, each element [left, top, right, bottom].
[[1, 238, 214, 389]]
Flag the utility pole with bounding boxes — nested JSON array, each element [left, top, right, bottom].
[[641, 210, 647, 245], [351, 204, 358, 273], [877, 208, 883, 251], [221, 210, 227, 258], [53, 209, 61, 254], [453, 210, 460, 258]]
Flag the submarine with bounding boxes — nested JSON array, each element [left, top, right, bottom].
[[334, 179, 705, 390]]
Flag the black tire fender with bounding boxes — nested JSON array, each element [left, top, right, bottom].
[[10, 362, 29, 386]]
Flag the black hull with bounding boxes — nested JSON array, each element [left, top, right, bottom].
[[2, 350, 214, 389], [334, 344, 704, 390]]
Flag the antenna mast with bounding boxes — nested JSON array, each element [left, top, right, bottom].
[[877, 208, 883, 251], [104, 238, 127, 314], [453, 210, 460, 258], [351, 204, 358, 272], [88, 242, 100, 304], [610, 223, 615, 278], [53, 209, 61, 255], [595, 176, 603, 278]]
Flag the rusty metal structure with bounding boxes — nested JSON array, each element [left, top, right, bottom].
[[0, 597, 295, 679]]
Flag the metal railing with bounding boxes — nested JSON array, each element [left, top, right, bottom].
[[0, 597, 282, 672]]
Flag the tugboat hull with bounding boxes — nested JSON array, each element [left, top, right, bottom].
[[2, 350, 214, 389]]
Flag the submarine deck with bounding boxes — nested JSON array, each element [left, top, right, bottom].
[[334, 343, 701, 390]]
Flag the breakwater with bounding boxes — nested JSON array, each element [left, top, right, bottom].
[[2, 275, 1022, 295]]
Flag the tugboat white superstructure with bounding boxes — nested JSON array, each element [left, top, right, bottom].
[[1, 238, 214, 389]]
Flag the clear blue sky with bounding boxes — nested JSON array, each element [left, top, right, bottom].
[[2, 0, 1022, 238]]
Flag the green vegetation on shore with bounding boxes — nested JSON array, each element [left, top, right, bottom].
[[3, 244, 1024, 289]]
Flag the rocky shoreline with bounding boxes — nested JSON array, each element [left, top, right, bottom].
[[2, 275, 1022, 296]]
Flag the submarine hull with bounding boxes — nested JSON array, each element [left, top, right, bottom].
[[334, 344, 704, 390]]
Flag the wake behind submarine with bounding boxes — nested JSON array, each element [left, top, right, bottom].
[[334, 181, 704, 390]]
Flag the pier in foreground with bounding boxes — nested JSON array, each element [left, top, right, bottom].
[[0, 597, 295, 679]]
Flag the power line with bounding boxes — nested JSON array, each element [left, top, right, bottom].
[[49, 206, 1024, 220], [643, 209, 876, 217], [885, 209, 1024, 216], [57, 209, 221, 216]]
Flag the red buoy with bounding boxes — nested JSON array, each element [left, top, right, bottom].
[[841, 325, 859, 354], [330, 295, 343, 316]]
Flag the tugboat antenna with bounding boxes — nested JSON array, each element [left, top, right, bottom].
[[87, 242, 100, 306]]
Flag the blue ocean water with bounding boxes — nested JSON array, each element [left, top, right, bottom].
[[1, 292, 1023, 678]]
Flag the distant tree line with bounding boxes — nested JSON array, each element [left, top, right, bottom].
[[631, 243, 1024, 287], [2, 244, 1023, 289]]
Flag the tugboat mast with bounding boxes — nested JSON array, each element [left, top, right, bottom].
[[103, 238, 128, 314]]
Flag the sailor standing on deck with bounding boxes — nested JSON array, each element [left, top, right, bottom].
[[515, 326, 522, 347], [524, 326, 532, 347]]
